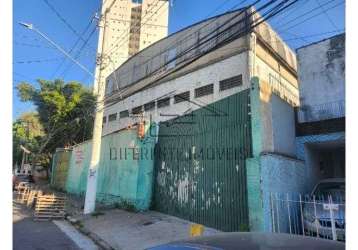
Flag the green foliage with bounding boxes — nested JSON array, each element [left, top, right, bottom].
[[15, 79, 96, 168], [13, 112, 44, 166]]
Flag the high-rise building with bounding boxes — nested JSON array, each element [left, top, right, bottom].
[[100, 0, 169, 79]]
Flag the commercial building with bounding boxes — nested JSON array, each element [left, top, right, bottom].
[[52, 7, 303, 232]]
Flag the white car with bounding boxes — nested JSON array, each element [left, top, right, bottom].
[[303, 178, 345, 241]]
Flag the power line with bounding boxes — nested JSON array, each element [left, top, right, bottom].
[[315, 0, 339, 29], [278, 0, 344, 33], [14, 41, 56, 50], [108, 0, 260, 84], [41, 0, 95, 50], [275, 0, 341, 31], [104, 1, 294, 109], [204, 0, 236, 18], [108, 0, 262, 84], [59, 25, 98, 79], [51, 18, 96, 79], [104, 0, 298, 108], [14, 57, 65, 64], [270, 29, 344, 44], [271, 0, 309, 25], [50, 0, 115, 80]]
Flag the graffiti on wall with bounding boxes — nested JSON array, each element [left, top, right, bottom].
[[74, 149, 84, 166]]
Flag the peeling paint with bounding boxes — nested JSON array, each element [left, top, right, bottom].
[[177, 174, 189, 203], [154, 90, 252, 232]]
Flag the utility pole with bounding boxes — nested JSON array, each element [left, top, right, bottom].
[[84, 0, 115, 214]]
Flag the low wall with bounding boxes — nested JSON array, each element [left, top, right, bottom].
[[51, 149, 72, 191], [246, 153, 306, 232], [52, 124, 157, 211], [260, 153, 306, 232]]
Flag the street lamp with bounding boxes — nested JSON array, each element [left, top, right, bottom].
[[18, 22, 94, 77]]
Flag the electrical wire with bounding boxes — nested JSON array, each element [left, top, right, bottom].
[[270, 0, 309, 25], [104, 0, 298, 109], [14, 57, 65, 64], [275, 0, 342, 31], [42, 0, 96, 50], [278, 0, 344, 33], [48, 0, 115, 79], [107, 0, 261, 86], [315, 0, 339, 29], [59, 25, 98, 79], [51, 18, 96, 79], [14, 41, 56, 50]]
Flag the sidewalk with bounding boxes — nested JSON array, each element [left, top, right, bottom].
[[69, 208, 220, 250]]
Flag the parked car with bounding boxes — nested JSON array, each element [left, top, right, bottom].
[[303, 178, 345, 241], [13, 174, 34, 190], [146, 232, 345, 250]]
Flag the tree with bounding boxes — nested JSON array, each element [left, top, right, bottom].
[[13, 112, 44, 167], [16, 79, 96, 168]]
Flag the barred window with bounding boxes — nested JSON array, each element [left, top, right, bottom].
[[132, 105, 143, 115], [157, 97, 170, 108], [144, 101, 155, 111], [108, 113, 117, 122], [195, 84, 214, 98], [219, 75, 242, 91], [174, 91, 190, 104], [119, 110, 129, 118]]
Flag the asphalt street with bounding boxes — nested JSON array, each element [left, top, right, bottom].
[[13, 201, 82, 250]]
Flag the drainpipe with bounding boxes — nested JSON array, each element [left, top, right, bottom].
[[249, 32, 257, 79]]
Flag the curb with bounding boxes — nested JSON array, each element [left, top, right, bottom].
[[66, 216, 115, 250]]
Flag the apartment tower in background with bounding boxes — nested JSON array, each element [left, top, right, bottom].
[[100, 0, 169, 79]]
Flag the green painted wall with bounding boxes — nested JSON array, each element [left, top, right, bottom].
[[51, 149, 72, 191], [245, 77, 265, 231], [61, 124, 156, 210], [153, 89, 252, 232]]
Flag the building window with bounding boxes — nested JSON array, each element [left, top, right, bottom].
[[120, 110, 129, 118], [219, 74, 243, 91], [103, 116, 107, 124], [108, 113, 117, 122], [195, 84, 214, 98], [157, 97, 170, 108], [132, 105, 143, 115], [174, 91, 190, 104], [144, 101, 155, 111]]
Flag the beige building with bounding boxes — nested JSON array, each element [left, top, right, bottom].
[[100, 0, 169, 79]]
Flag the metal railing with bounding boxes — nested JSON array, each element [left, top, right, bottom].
[[270, 193, 345, 241]]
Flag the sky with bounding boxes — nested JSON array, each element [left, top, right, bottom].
[[13, 0, 345, 119]]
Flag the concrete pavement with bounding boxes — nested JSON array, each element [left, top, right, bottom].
[[70, 208, 220, 250]]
